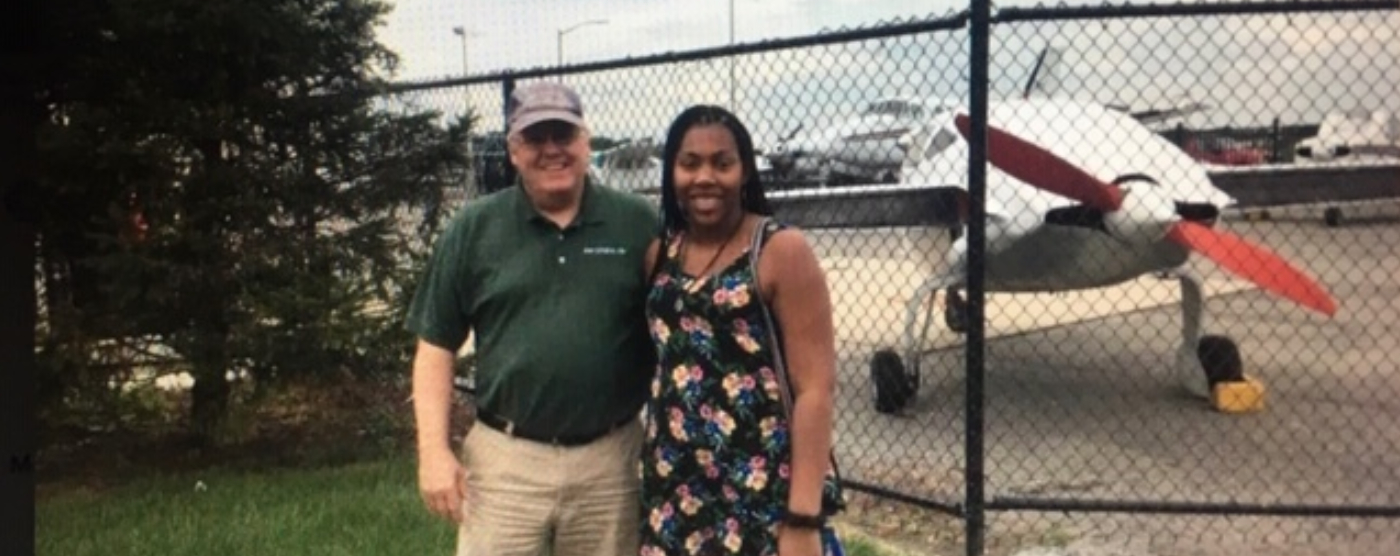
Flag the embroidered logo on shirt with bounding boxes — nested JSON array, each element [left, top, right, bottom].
[[583, 246, 628, 256]]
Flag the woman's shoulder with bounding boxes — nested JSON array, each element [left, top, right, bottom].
[[755, 217, 810, 255]]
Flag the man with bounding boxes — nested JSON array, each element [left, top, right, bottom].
[[406, 81, 657, 556]]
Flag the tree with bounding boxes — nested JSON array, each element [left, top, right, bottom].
[[34, 0, 469, 446]]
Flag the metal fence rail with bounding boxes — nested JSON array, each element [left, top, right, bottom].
[[385, 1, 1400, 554]]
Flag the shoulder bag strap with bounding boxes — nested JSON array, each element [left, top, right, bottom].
[[747, 216, 844, 490]]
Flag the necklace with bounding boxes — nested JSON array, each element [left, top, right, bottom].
[[682, 215, 746, 294]]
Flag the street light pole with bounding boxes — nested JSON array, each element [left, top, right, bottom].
[[557, 19, 609, 67], [452, 25, 477, 199], [729, 0, 736, 107], [452, 25, 470, 77]]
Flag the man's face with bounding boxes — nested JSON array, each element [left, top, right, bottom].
[[508, 120, 591, 197]]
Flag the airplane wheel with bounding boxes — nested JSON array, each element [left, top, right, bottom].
[[1324, 206, 1344, 228], [944, 290, 968, 334], [871, 349, 916, 414], [1197, 335, 1243, 388]]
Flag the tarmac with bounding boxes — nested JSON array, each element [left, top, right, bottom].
[[803, 201, 1400, 555]]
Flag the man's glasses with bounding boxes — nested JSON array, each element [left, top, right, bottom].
[[518, 121, 581, 147]]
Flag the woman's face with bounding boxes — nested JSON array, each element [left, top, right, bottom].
[[673, 123, 746, 228]]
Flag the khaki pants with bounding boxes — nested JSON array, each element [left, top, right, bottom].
[[455, 418, 642, 556]]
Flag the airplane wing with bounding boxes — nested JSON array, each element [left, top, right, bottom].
[[768, 184, 966, 229], [1207, 159, 1400, 209]]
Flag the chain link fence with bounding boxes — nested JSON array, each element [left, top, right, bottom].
[[384, 1, 1400, 554]]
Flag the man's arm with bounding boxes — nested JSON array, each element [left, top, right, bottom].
[[412, 339, 469, 523]]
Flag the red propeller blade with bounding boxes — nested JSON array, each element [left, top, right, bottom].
[[954, 114, 1125, 211], [1166, 220, 1337, 316]]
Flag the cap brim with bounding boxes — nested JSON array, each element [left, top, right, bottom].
[[509, 110, 586, 137]]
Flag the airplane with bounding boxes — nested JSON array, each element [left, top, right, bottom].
[[862, 98, 1337, 415], [590, 139, 663, 195], [1294, 108, 1400, 163], [764, 46, 1208, 189], [588, 138, 774, 197], [1180, 135, 1268, 167], [1205, 109, 1400, 228], [766, 96, 952, 186]]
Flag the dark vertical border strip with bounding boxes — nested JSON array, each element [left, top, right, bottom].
[[1, 0, 40, 554]]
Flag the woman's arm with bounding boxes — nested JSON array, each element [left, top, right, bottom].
[[759, 228, 837, 518]]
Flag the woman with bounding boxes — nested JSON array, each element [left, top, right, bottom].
[[640, 104, 841, 556]]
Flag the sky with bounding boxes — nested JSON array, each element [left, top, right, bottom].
[[374, 1, 1400, 146], [379, 0, 987, 80]]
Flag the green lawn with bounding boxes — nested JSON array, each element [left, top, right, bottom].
[[38, 458, 456, 556], [37, 455, 893, 556]]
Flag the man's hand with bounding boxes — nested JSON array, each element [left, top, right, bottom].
[[778, 525, 824, 556], [418, 448, 470, 523], [411, 340, 467, 523]]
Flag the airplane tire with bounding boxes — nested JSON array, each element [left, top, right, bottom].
[[944, 292, 968, 334], [1324, 206, 1343, 228], [1197, 335, 1243, 388], [871, 349, 916, 414]]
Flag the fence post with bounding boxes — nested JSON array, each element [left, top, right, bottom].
[[1271, 116, 1282, 163], [499, 77, 517, 194], [965, 1, 992, 555]]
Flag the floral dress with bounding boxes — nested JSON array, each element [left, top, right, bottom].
[[639, 221, 840, 556]]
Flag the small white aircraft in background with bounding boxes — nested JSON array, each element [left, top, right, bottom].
[[870, 98, 1337, 414], [767, 96, 952, 185], [591, 139, 662, 195], [765, 46, 1208, 188], [1294, 109, 1400, 163]]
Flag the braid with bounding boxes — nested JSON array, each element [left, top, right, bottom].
[[660, 105, 773, 234]]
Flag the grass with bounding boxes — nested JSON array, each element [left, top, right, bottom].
[[37, 454, 902, 556], [37, 457, 456, 556], [841, 534, 902, 556]]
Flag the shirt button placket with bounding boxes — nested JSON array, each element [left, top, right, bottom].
[[557, 232, 567, 265]]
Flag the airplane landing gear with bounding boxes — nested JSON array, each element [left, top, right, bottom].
[[1324, 206, 1344, 228], [1197, 335, 1243, 386], [1174, 268, 1266, 413], [1197, 334, 1266, 413], [870, 349, 917, 414], [870, 270, 959, 414], [944, 287, 968, 334]]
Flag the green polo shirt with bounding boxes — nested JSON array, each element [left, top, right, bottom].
[[406, 180, 659, 438]]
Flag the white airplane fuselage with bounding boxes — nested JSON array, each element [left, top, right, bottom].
[[903, 98, 1233, 293]]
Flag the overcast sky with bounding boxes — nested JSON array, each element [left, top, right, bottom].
[[374, 1, 1399, 144], [379, 0, 997, 80]]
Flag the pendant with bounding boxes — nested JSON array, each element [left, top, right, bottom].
[[684, 275, 708, 295]]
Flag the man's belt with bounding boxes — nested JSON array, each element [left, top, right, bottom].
[[474, 409, 634, 447]]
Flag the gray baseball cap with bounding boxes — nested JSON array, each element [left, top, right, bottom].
[[506, 82, 586, 137]]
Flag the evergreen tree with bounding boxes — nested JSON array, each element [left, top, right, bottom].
[[34, 0, 469, 445]]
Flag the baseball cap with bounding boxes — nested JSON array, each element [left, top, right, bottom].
[[506, 82, 586, 138]]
